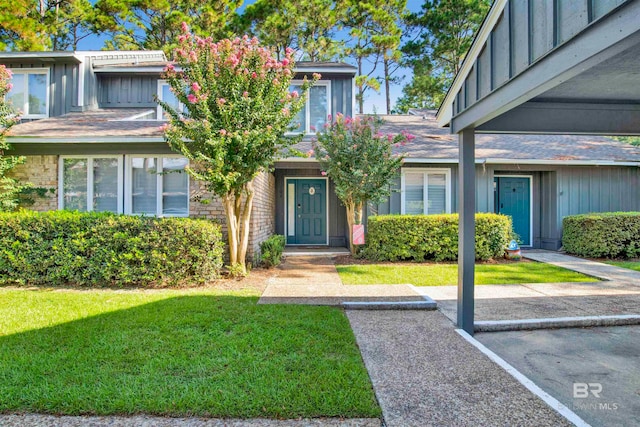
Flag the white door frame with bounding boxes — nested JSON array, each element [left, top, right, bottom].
[[494, 174, 533, 247], [284, 177, 329, 246]]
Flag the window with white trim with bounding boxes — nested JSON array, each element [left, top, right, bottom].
[[401, 168, 452, 215], [59, 156, 123, 213], [157, 80, 181, 120], [289, 80, 331, 134], [59, 155, 189, 217], [7, 69, 49, 118], [125, 156, 189, 216]]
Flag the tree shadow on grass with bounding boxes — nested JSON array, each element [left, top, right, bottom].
[[0, 295, 380, 418]]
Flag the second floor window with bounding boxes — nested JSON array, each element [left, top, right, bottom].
[[7, 69, 49, 118], [157, 80, 181, 120], [290, 80, 331, 134]]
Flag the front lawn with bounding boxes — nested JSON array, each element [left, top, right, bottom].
[[0, 288, 380, 418], [604, 260, 640, 272], [337, 261, 597, 286]]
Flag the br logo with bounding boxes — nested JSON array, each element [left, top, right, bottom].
[[573, 383, 603, 398]]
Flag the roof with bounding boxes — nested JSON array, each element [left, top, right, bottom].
[[294, 112, 640, 164], [8, 109, 640, 164], [8, 109, 164, 141]]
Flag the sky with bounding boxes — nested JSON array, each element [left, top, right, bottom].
[[76, 0, 424, 114]]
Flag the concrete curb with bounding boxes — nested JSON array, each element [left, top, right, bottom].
[[343, 295, 437, 310], [475, 314, 640, 332]]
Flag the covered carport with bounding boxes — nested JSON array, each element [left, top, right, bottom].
[[436, 0, 640, 335]]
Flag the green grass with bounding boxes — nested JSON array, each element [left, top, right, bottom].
[[604, 260, 640, 272], [0, 288, 380, 418], [337, 261, 598, 286]]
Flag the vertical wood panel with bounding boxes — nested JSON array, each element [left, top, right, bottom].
[[492, 11, 511, 88], [557, 0, 589, 44], [531, 0, 555, 61], [593, 0, 627, 20], [478, 44, 491, 99], [466, 66, 477, 105], [510, 0, 530, 76]]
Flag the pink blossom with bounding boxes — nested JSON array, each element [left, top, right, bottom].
[[187, 94, 197, 103], [251, 72, 257, 79], [243, 91, 249, 98], [285, 47, 294, 56], [327, 114, 332, 121], [272, 78, 280, 85], [281, 107, 290, 116], [321, 171, 327, 176], [181, 22, 189, 33], [282, 58, 290, 66], [217, 98, 226, 106], [290, 90, 299, 98], [364, 173, 368, 177], [307, 149, 314, 157], [283, 68, 291, 76], [159, 123, 170, 132], [352, 144, 357, 149], [7, 83, 12, 91], [345, 116, 353, 124], [312, 72, 322, 80], [165, 63, 175, 72], [267, 125, 273, 131], [387, 135, 393, 142], [310, 125, 316, 132], [401, 141, 407, 146], [191, 82, 201, 92], [244, 130, 250, 136], [219, 129, 227, 136]]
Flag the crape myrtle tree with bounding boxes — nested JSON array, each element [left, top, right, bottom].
[[0, 65, 30, 211], [313, 114, 412, 254], [159, 24, 318, 275]]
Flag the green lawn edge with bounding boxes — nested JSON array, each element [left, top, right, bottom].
[[337, 261, 597, 286]]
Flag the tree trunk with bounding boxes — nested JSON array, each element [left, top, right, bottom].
[[346, 200, 364, 255], [221, 180, 255, 275], [357, 57, 364, 114], [384, 58, 391, 115]]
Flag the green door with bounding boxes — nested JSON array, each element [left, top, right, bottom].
[[495, 177, 531, 246], [288, 179, 327, 245]]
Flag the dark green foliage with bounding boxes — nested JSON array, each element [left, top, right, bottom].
[[259, 234, 286, 268], [362, 213, 512, 261], [562, 212, 640, 258], [0, 210, 224, 287]]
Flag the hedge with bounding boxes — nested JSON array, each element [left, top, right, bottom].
[[361, 213, 513, 262], [562, 212, 640, 258], [0, 210, 224, 287]]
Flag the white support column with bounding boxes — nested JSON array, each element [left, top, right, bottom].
[[458, 128, 476, 335]]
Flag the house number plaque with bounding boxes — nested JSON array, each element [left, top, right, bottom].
[[308, 187, 316, 195]]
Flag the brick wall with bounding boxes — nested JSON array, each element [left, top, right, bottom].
[[188, 171, 276, 262], [10, 155, 58, 211]]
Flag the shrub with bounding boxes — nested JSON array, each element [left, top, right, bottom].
[[0, 210, 224, 287], [362, 213, 512, 262], [562, 212, 640, 258], [260, 234, 286, 268]]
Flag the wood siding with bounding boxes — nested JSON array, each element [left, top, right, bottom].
[[98, 75, 158, 108], [454, 0, 628, 118]]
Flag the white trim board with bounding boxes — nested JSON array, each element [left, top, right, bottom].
[[494, 174, 533, 247], [284, 177, 330, 246]]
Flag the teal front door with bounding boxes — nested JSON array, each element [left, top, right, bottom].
[[287, 179, 327, 245], [494, 177, 531, 246]]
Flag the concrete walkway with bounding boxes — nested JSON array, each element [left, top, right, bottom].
[[259, 256, 426, 305], [347, 310, 572, 427], [415, 250, 640, 323], [524, 249, 640, 283]]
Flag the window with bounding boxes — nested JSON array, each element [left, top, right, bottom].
[[401, 168, 451, 215], [7, 69, 49, 118], [125, 156, 189, 216], [157, 80, 181, 120], [59, 155, 189, 217], [59, 157, 123, 213], [289, 80, 331, 134]]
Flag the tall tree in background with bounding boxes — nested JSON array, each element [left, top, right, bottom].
[[235, 0, 345, 62], [396, 0, 490, 112], [94, 0, 241, 54], [345, 0, 406, 114], [0, 0, 95, 51]]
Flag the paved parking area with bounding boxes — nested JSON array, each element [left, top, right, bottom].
[[477, 325, 640, 427]]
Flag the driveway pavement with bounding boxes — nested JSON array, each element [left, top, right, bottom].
[[477, 325, 640, 427]]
